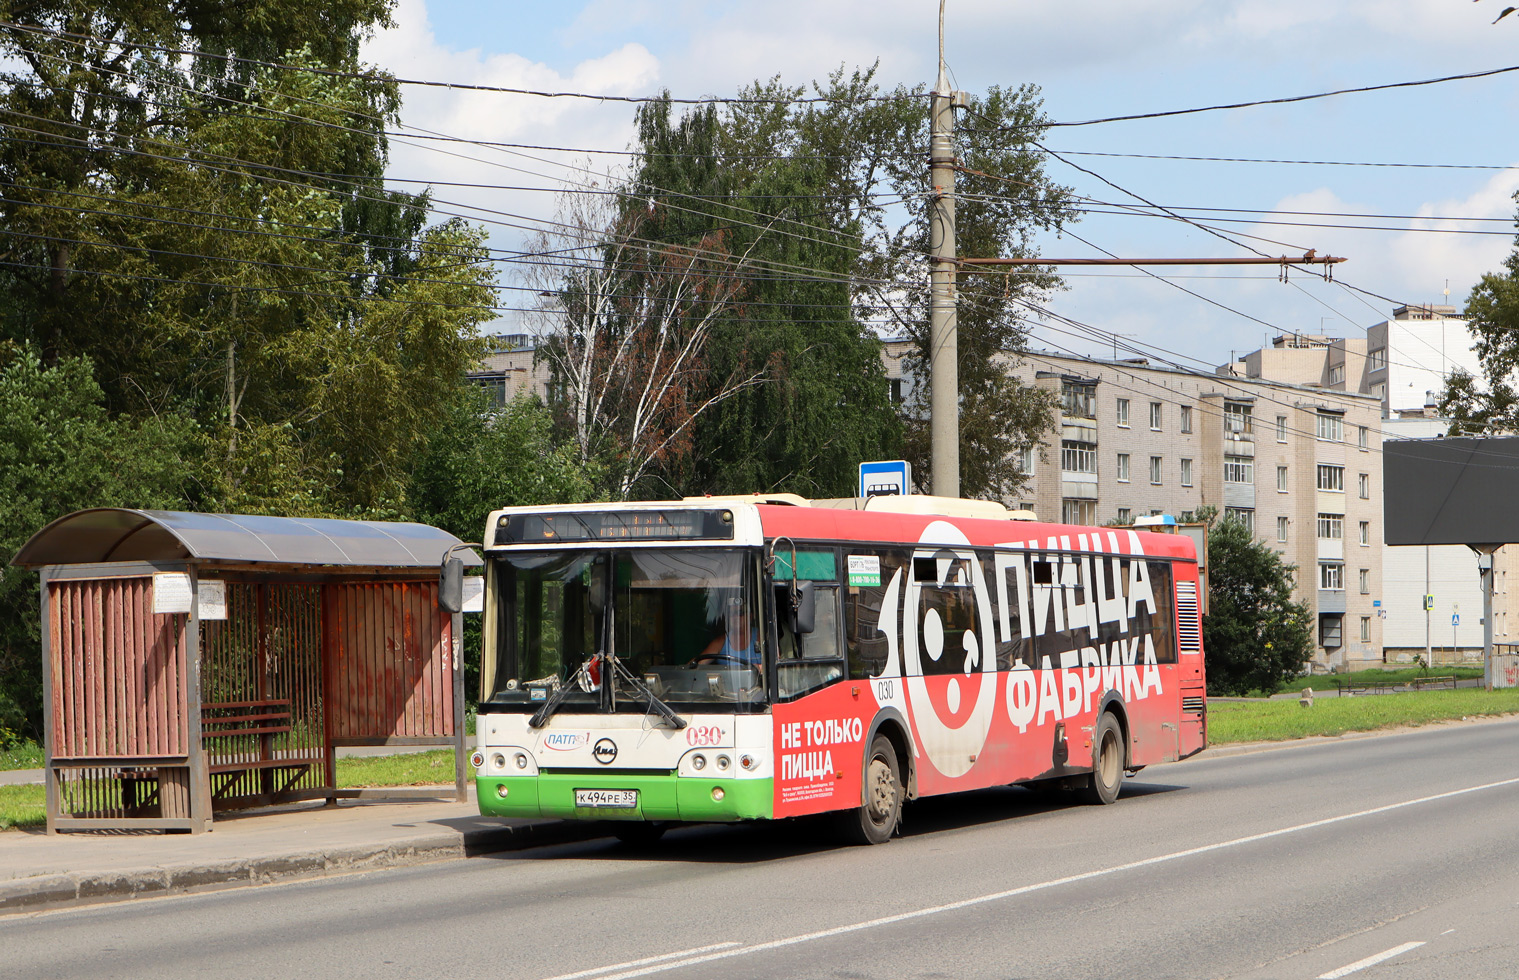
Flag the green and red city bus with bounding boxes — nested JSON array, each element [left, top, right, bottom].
[[466, 494, 1206, 843]]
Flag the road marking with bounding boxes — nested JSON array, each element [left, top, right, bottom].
[[1318, 941, 1426, 978], [537, 776, 1519, 980], [538, 943, 742, 980]]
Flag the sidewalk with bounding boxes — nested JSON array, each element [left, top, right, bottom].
[[0, 786, 607, 916]]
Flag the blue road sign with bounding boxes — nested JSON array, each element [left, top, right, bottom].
[[1453, 613, 1460, 627], [859, 460, 912, 498]]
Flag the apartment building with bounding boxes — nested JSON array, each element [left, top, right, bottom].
[[1225, 307, 1489, 664], [882, 341, 1384, 669], [467, 334, 551, 407]]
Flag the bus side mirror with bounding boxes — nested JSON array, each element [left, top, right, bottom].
[[792, 580, 816, 635], [439, 557, 465, 613]]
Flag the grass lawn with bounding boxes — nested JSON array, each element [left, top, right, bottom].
[[0, 741, 43, 771], [1209, 688, 1519, 743]]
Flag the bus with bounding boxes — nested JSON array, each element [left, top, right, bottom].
[[456, 493, 1206, 844]]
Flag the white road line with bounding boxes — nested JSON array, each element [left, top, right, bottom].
[[536, 776, 1519, 980], [1318, 941, 1426, 979], [538, 943, 743, 980]]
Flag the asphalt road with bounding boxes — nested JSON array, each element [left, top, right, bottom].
[[7, 719, 1519, 980]]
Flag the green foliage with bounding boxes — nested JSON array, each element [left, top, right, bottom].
[[1437, 201, 1519, 431], [1203, 513, 1315, 696], [1207, 690, 1519, 743], [0, 348, 198, 739]]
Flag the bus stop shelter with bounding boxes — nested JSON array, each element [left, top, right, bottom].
[[12, 509, 477, 834]]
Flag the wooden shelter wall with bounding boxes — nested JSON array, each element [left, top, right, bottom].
[[325, 582, 456, 740], [49, 577, 188, 759]]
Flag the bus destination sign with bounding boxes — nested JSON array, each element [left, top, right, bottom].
[[496, 509, 736, 544]]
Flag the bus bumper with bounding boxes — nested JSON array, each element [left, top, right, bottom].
[[477, 773, 774, 822]]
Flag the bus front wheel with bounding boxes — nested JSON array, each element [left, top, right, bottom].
[[839, 734, 902, 845], [1078, 712, 1124, 805]]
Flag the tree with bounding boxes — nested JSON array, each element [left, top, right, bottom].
[[885, 84, 1071, 501], [0, 8, 494, 516], [0, 346, 198, 740], [1438, 225, 1519, 432], [607, 77, 906, 498], [1202, 510, 1315, 696], [526, 186, 768, 500]]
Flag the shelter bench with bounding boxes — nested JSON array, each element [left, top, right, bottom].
[[201, 700, 313, 801]]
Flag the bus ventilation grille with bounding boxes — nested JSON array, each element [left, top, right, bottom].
[[1175, 582, 1201, 653], [1182, 696, 1206, 714]]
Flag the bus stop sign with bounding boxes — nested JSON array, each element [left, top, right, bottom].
[[859, 460, 912, 497]]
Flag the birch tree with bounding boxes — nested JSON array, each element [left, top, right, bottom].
[[527, 188, 767, 499]]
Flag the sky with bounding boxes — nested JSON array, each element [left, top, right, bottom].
[[360, 0, 1519, 375]]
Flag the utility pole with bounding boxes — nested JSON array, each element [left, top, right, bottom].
[[929, 1, 961, 497]]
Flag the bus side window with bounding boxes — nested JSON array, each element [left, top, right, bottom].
[[847, 549, 905, 678], [987, 552, 1029, 669]]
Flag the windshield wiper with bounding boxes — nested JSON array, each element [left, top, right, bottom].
[[527, 660, 594, 728], [608, 656, 687, 730]]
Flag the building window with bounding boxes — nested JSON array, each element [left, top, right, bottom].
[[1277, 516, 1289, 543], [1321, 615, 1343, 648], [1116, 453, 1130, 482], [1180, 458, 1193, 486], [1316, 412, 1344, 442], [1061, 499, 1096, 525], [1117, 507, 1132, 524], [1017, 446, 1033, 474], [1116, 397, 1130, 427], [1317, 513, 1343, 540], [1277, 465, 1288, 492], [1150, 456, 1162, 485], [889, 378, 904, 404], [1358, 472, 1369, 499], [1317, 464, 1344, 492], [1358, 426, 1369, 450], [1226, 507, 1254, 534], [1359, 521, 1369, 546], [1360, 616, 1371, 643], [1061, 440, 1097, 474], [1359, 568, 1370, 594], [1180, 405, 1192, 433], [1150, 402, 1162, 430], [1223, 455, 1253, 484], [1224, 401, 1253, 434], [1276, 415, 1288, 442], [1369, 348, 1387, 371], [1328, 364, 1345, 385], [1320, 563, 1344, 591], [1062, 382, 1096, 419]]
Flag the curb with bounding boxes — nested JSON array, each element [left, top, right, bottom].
[[0, 820, 608, 917]]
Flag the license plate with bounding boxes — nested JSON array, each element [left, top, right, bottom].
[[575, 788, 638, 808]]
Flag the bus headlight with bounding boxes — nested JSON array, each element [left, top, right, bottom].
[[711, 787, 725, 802], [491, 752, 507, 771], [692, 754, 707, 771], [514, 753, 530, 770], [715, 754, 731, 771]]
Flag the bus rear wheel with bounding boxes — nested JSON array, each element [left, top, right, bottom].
[[838, 734, 902, 845], [1078, 712, 1124, 805]]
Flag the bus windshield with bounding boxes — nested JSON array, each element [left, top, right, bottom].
[[486, 548, 767, 710]]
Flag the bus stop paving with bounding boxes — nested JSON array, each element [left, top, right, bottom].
[[0, 786, 606, 916]]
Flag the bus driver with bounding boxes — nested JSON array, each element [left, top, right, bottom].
[[695, 601, 759, 667]]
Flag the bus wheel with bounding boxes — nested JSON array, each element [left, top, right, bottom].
[[613, 822, 667, 846], [1078, 713, 1124, 806], [839, 735, 902, 845]]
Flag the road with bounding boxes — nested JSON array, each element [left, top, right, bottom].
[[6, 718, 1519, 980]]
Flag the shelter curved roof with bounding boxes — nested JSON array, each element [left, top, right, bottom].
[[12, 509, 478, 568]]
